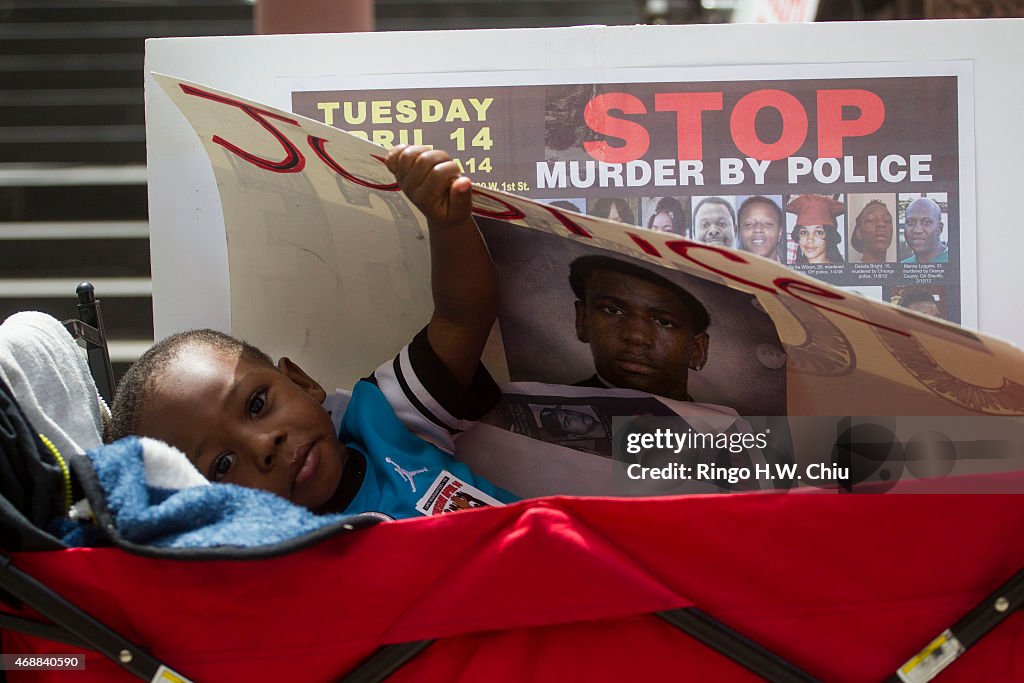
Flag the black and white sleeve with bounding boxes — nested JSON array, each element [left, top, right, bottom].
[[364, 327, 500, 452]]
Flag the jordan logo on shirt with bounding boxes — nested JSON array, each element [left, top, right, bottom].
[[386, 457, 428, 493]]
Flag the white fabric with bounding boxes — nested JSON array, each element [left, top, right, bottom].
[[0, 311, 104, 456], [139, 436, 209, 489], [371, 347, 458, 453], [323, 388, 353, 437]]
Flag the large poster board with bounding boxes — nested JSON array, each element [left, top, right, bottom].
[[288, 62, 974, 326], [145, 22, 1024, 350], [152, 72, 1024, 495]]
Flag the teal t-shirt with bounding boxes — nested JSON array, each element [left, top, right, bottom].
[[340, 380, 518, 520]]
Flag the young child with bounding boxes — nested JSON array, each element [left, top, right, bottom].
[[107, 145, 518, 519]]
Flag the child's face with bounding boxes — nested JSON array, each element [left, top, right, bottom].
[[135, 345, 347, 511]]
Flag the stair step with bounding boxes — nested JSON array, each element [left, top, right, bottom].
[[0, 183, 147, 221], [1, 238, 151, 278], [0, 102, 144, 127], [0, 293, 154, 339], [0, 37, 147, 56], [0, 88, 141, 107], [0, 125, 144, 143], [0, 53, 143, 73], [0, 277, 151, 298], [0, 221, 148, 239], [0, 19, 253, 40], [0, 68, 142, 90], [0, 140, 145, 164], [1, 2, 253, 24], [0, 164, 147, 186]]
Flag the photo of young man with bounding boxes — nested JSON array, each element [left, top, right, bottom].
[[475, 218, 787, 418], [847, 194, 897, 263]]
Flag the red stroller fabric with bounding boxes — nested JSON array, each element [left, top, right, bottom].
[[5, 486, 1024, 682]]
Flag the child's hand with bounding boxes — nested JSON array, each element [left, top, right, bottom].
[[385, 145, 472, 231], [386, 147, 495, 389]]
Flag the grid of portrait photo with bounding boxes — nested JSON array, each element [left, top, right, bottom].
[[537, 190, 957, 323]]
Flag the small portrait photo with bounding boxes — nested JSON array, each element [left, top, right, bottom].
[[690, 196, 737, 248], [847, 194, 897, 264], [889, 285, 947, 321], [639, 196, 689, 235], [785, 194, 846, 265], [735, 195, 785, 263], [897, 193, 949, 264], [588, 196, 637, 226], [541, 198, 587, 215], [532, 403, 608, 440]]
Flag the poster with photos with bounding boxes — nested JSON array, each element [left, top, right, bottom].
[[155, 72, 1024, 497], [290, 62, 974, 325]]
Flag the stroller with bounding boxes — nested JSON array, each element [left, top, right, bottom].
[[1, 285, 1022, 683]]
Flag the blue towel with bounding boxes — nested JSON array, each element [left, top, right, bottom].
[[62, 437, 355, 549]]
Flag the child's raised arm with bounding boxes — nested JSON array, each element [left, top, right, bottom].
[[385, 145, 498, 389]]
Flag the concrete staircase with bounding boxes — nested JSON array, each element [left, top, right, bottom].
[[0, 0, 253, 382], [0, 0, 654, 384]]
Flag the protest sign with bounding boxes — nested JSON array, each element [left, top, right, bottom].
[[154, 73, 1024, 493]]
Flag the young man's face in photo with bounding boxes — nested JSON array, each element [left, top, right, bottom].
[[574, 269, 709, 401], [135, 345, 347, 511], [855, 203, 894, 259], [738, 201, 781, 259], [548, 407, 598, 436]]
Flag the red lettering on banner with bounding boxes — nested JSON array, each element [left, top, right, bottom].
[[664, 240, 778, 294], [180, 84, 305, 173], [817, 89, 885, 158], [654, 92, 724, 160], [656, 237, 912, 337], [308, 136, 400, 191], [536, 203, 593, 238], [628, 233, 662, 257], [731, 89, 808, 161], [657, 240, 911, 337], [774, 278, 910, 337], [470, 189, 527, 221], [648, 234, 916, 338], [583, 93, 650, 163], [579, 87, 887, 162]]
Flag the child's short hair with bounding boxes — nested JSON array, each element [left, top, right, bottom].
[[108, 329, 273, 443]]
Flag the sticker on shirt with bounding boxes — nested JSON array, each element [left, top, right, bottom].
[[415, 470, 504, 516]]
